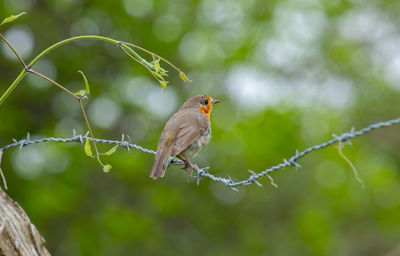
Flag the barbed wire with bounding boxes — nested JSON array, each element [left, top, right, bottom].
[[1, 117, 400, 190]]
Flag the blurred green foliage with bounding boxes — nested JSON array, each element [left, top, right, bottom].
[[1, 0, 400, 255]]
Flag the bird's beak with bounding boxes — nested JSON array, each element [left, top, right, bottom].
[[211, 99, 220, 104]]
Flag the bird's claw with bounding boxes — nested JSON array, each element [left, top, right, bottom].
[[181, 159, 198, 182]]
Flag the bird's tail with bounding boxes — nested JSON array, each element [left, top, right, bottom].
[[150, 140, 174, 179]]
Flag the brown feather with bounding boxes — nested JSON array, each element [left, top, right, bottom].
[[172, 122, 206, 157], [150, 135, 174, 179]]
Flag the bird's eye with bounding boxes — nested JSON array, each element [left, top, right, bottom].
[[202, 100, 209, 105]]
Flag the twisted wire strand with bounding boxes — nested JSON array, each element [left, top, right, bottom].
[[1, 116, 400, 190]]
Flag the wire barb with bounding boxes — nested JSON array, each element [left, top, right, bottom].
[[78, 134, 83, 146], [227, 176, 239, 192], [120, 133, 129, 152], [289, 153, 302, 170], [248, 170, 263, 187], [1, 116, 400, 189]]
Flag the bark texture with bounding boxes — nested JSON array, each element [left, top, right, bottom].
[[0, 186, 50, 256]]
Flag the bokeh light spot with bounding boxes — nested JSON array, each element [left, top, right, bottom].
[[123, 0, 153, 18], [153, 15, 181, 42], [4, 0, 34, 12], [89, 97, 122, 128]]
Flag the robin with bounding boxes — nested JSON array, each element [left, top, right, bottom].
[[150, 95, 220, 179]]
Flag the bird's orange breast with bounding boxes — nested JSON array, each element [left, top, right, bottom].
[[199, 96, 214, 119]]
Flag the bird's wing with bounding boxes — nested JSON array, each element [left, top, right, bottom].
[[171, 112, 209, 157]]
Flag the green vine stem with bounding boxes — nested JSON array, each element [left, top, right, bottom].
[[0, 35, 188, 105], [1, 35, 114, 105]]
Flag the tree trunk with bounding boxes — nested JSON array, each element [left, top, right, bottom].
[[0, 186, 50, 256]]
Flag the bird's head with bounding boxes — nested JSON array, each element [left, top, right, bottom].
[[180, 95, 220, 118]]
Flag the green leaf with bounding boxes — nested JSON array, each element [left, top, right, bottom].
[[159, 67, 168, 76], [160, 81, 168, 91], [75, 90, 86, 97], [105, 144, 119, 156], [154, 59, 160, 74], [78, 70, 90, 94], [155, 72, 164, 80], [179, 72, 192, 82], [1, 12, 26, 26], [84, 138, 93, 157], [103, 164, 112, 173]]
